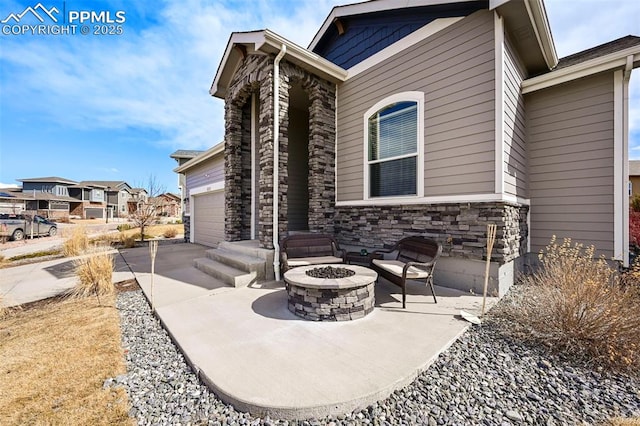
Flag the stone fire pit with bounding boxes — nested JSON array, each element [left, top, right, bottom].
[[283, 264, 377, 321]]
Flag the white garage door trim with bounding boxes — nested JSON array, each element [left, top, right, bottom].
[[189, 181, 225, 245]]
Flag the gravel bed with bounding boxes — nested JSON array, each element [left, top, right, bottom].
[[113, 289, 640, 425]]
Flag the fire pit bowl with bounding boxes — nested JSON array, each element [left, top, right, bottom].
[[283, 264, 377, 321]]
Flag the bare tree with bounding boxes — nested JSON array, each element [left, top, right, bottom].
[[129, 175, 166, 242]]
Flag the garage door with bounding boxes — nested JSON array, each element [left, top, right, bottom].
[[85, 207, 104, 219], [193, 190, 224, 247]]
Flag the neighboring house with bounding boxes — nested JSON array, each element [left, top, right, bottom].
[[16, 177, 78, 219], [171, 149, 205, 217], [153, 192, 181, 217], [0, 190, 27, 215], [630, 160, 640, 197], [67, 182, 108, 219], [183, 0, 639, 294], [78, 181, 133, 218], [128, 188, 149, 213], [8, 177, 139, 219], [174, 144, 225, 245]]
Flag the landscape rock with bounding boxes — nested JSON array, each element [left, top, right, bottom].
[[116, 289, 640, 425]]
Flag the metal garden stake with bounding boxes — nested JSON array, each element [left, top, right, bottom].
[[149, 240, 158, 312]]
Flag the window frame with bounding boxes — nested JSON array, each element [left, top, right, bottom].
[[363, 91, 424, 200]]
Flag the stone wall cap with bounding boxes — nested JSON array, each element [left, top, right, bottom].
[[284, 264, 377, 289]]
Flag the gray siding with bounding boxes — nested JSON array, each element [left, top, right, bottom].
[[336, 10, 496, 201], [503, 36, 527, 198], [184, 154, 225, 197], [526, 73, 614, 256]]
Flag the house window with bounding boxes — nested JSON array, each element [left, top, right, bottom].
[[364, 92, 424, 199]]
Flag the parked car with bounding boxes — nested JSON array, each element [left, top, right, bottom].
[[0, 214, 57, 241]]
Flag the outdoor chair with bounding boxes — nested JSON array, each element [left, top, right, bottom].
[[370, 236, 442, 308], [280, 233, 346, 272]]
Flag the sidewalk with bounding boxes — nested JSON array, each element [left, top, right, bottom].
[[0, 250, 134, 307]]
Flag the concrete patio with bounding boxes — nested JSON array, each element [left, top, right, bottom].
[[120, 243, 497, 419]]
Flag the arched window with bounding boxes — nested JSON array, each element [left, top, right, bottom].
[[364, 92, 424, 199]]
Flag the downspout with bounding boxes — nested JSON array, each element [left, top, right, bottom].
[[273, 44, 286, 281], [623, 55, 633, 267]]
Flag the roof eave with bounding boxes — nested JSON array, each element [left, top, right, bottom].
[[210, 30, 347, 99], [522, 46, 640, 94], [174, 142, 225, 174], [524, 0, 558, 69]]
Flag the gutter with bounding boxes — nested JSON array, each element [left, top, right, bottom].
[[623, 55, 633, 267], [272, 44, 286, 282], [522, 47, 640, 94]]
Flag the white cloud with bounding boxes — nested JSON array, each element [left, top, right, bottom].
[[0, 0, 342, 152], [0, 183, 20, 189]]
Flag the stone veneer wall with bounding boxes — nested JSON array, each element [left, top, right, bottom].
[[224, 54, 337, 248], [286, 281, 375, 321], [334, 202, 529, 265], [224, 54, 273, 246], [279, 63, 336, 237], [182, 214, 190, 243]]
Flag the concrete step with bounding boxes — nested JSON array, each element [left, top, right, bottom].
[[194, 258, 257, 288], [218, 240, 273, 260], [205, 249, 265, 280], [218, 240, 276, 280]]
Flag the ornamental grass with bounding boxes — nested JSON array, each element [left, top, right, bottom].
[[68, 248, 115, 304], [492, 236, 640, 373], [62, 226, 90, 257]]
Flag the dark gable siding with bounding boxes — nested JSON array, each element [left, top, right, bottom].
[[312, 1, 487, 69]]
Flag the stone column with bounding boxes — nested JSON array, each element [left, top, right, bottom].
[[307, 79, 336, 235]]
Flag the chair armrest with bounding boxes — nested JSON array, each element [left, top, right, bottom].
[[331, 242, 346, 261], [406, 260, 436, 269], [402, 260, 436, 278]]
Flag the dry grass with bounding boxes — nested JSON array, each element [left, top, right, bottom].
[[119, 234, 137, 248], [68, 249, 115, 302], [492, 236, 640, 372], [163, 227, 178, 238], [119, 224, 182, 239], [601, 419, 640, 426], [0, 295, 133, 425], [62, 226, 90, 257]]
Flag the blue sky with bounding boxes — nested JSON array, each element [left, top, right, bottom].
[[0, 0, 639, 192]]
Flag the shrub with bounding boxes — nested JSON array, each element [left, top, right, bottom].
[[492, 236, 640, 372], [119, 234, 136, 248], [631, 195, 640, 212], [163, 228, 178, 238], [630, 210, 640, 247], [62, 227, 89, 257], [116, 223, 132, 232], [69, 248, 114, 302]]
